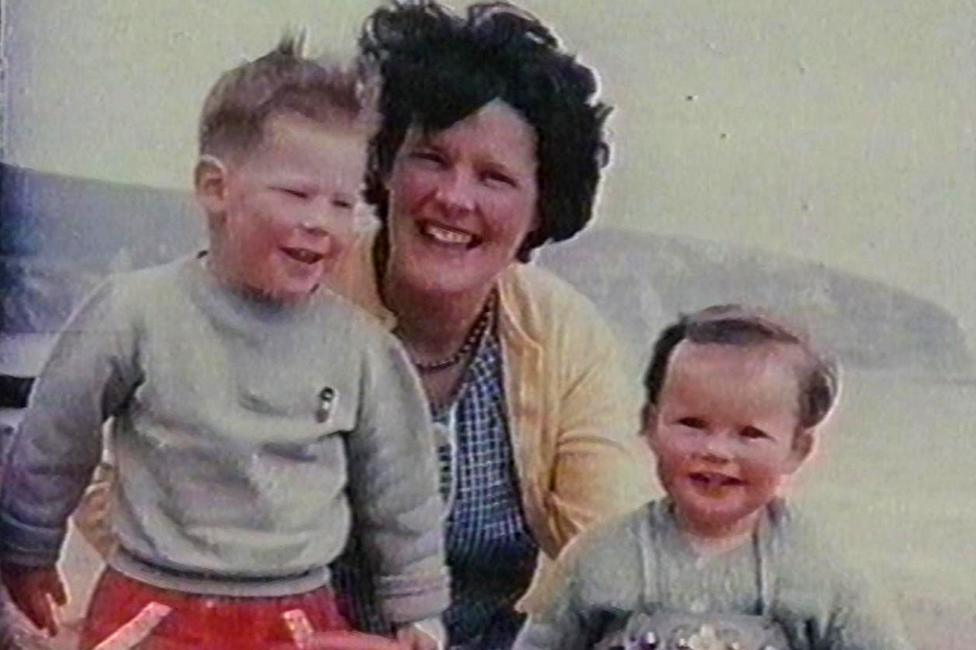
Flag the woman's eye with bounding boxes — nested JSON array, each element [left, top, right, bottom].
[[481, 170, 517, 188], [676, 417, 707, 430], [740, 426, 769, 440], [410, 150, 446, 167]]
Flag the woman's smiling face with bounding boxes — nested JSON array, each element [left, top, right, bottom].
[[384, 99, 539, 297]]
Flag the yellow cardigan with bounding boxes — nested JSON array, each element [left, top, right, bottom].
[[74, 231, 656, 610], [330, 232, 656, 610]]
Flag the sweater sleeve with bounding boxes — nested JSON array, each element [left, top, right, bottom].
[[513, 549, 590, 650], [772, 508, 917, 650], [343, 333, 449, 625], [0, 278, 141, 567], [819, 570, 917, 650], [515, 512, 645, 650]]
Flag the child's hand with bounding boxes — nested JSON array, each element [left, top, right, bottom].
[[395, 623, 442, 650], [0, 563, 67, 636]]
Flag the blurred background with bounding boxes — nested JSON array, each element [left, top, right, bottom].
[[1, 1, 974, 647]]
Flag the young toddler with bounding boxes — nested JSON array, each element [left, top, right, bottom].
[[515, 305, 915, 650]]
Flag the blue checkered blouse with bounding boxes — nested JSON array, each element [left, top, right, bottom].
[[331, 328, 539, 649]]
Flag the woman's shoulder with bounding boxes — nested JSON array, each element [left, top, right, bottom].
[[502, 262, 594, 307], [499, 262, 611, 341]]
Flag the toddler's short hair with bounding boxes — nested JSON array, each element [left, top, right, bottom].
[[644, 305, 840, 429], [199, 33, 369, 160]]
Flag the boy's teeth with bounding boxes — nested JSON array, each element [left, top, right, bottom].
[[424, 224, 473, 245], [283, 248, 322, 264]]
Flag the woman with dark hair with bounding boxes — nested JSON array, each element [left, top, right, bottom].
[[330, 1, 653, 647]]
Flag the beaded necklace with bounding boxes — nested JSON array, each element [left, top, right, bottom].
[[411, 290, 497, 373]]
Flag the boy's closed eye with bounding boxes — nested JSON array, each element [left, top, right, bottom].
[[739, 425, 770, 440], [331, 196, 355, 210], [274, 186, 310, 200]]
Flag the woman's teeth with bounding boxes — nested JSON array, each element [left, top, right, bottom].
[[423, 223, 475, 246]]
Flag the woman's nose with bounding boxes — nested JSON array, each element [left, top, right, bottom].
[[433, 171, 475, 215]]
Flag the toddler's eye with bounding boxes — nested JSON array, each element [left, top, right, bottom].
[[331, 197, 354, 210], [740, 425, 769, 440], [676, 417, 707, 430]]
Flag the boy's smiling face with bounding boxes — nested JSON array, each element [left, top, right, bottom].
[[197, 112, 366, 303], [645, 341, 813, 539]]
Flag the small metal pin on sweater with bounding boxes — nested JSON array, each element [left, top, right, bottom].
[[316, 386, 335, 423]]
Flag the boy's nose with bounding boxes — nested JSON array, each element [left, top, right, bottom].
[[298, 207, 343, 237], [299, 219, 330, 238]]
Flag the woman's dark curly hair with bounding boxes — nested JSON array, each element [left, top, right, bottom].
[[358, 0, 612, 260]]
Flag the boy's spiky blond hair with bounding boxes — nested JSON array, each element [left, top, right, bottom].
[[199, 32, 370, 160]]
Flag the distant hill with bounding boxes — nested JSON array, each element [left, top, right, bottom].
[[540, 229, 974, 380]]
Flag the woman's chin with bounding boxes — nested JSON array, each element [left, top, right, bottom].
[[413, 275, 484, 298], [395, 250, 503, 297]]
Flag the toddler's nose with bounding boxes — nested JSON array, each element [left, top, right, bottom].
[[699, 433, 734, 461]]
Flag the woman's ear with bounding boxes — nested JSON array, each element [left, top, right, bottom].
[[194, 155, 229, 216], [515, 225, 543, 263]]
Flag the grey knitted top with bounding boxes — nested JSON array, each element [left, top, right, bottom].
[[0, 255, 448, 624], [515, 499, 915, 650]]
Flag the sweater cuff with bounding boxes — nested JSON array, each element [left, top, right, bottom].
[[376, 569, 450, 624], [0, 511, 64, 567]]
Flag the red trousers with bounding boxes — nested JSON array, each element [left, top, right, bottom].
[[79, 567, 359, 650]]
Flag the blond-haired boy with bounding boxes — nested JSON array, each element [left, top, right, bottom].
[[0, 36, 446, 650]]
